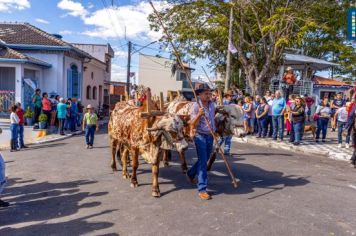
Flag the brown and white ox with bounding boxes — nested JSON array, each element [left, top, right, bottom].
[[109, 102, 188, 197], [163, 100, 244, 172]]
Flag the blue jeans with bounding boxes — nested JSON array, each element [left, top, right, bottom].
[[337, 121, 351, 144], [18, 125, 25, 148], [316, 118, 329, 140], [218, 136, 232, 155], [187, 134, 213, 192], [257, 117, 268, 137], [266, 115, 273, 137], [10, 124, 18, 147], [58, 118, 65, 135], [272, 115, 284, 140], [70, 115, 77, 131], [85, 125, 96, 145], [290, 122, 303, 143]]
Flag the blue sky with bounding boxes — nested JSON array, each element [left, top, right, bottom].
[[0, 0, 334, 84], [0, 0, 210, 82]]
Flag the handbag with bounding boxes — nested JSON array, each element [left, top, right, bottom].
[[313, 113, 320, 121]]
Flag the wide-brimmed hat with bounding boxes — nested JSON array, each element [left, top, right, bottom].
[[87, 104, 93, 109], [286, 66, 293, 71], [195, 83, 212, 95]]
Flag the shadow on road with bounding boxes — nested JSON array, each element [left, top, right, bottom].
[[24, 143, 68, 151], [0, 178, 117, 235]]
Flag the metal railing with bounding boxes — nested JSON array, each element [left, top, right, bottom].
[[269, 84, 312, 96], [0, 90, 15, 113]]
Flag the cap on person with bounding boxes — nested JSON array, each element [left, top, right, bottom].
[[195, 83, 212, 95], [87, 104, 93, 109]]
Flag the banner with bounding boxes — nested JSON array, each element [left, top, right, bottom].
[[347, 8, 356, 40]]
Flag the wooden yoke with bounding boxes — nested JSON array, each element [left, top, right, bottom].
[[140, 90, 166, 120]]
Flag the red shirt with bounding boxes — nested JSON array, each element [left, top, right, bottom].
[[16, 108, 24, 126]]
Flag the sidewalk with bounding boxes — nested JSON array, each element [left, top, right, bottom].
[[233, 128, 352, 162], [0, 117, 109, 150]]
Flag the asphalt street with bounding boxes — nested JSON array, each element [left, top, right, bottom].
[[0, 130, 355, 236]]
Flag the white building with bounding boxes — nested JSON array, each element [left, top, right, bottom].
[[0, 22, 92, 110], [138, 54, 199, 99]]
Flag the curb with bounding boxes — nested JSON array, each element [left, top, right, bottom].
[[0, 131, 84, 151], [232, 137, 350, 162]]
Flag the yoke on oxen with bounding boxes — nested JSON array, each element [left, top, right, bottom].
[[108, 87, 187, 197]]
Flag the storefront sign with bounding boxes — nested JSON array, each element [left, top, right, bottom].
[[348, 8, 356, 40]]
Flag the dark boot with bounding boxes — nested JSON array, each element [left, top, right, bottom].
[[10, 140, 17, 152]]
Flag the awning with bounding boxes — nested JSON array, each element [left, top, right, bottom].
[[284, 53, 339, 71]]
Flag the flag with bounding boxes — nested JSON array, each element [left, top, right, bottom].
[[228, 40, 238, 54]]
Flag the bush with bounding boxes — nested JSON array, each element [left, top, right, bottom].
[[38, 113, 48, 122], [24, 107, 34, 118]]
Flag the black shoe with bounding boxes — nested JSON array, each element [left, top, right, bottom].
[[21, 145, 29, 149], [293, 142, 300, 146], [322, 139, 326, 143], [0, 200, 10, 207]]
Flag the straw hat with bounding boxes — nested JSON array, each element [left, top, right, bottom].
[[86, 104, 93, 109], [286, 66, 293, 71]]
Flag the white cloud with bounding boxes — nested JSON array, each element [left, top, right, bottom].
[[57, 0, 88, 18], [0, 0, 30, 12], [111, 63, 126, 82], [57, 0, 168, 41], [35, 18, 49, 24], [59, 30, 73, 35]]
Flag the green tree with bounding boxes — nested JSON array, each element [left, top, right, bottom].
[[149, 0, 353, 94]]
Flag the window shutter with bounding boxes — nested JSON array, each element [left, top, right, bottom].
[[67, 69, 72, 98]]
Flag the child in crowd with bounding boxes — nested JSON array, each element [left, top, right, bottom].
[[82, 104, 99, 149]]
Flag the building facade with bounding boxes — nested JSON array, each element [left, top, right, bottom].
[[73, 44, 114, 108]]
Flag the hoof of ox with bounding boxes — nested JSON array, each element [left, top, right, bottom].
[[110, 164, 117, 172], [163, 162, 170, 167], [122, 173, 130, 179], [130, 182, 138, 188], [152, 191, 161, 198]]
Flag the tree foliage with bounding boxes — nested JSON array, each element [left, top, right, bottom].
[[149, 0, 354, 94]]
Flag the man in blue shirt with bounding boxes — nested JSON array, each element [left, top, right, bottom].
[[272, 90, 286, 141], [187, 85, 215, 200]]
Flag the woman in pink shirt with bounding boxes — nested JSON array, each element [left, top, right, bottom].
[[42, 92, 52, 128]]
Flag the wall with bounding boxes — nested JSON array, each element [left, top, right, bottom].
[[82, 59, 107, 108], [25, 52, 64, 96], [138, 54, 183, 97]]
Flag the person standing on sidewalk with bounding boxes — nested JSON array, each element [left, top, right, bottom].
[[10, 105, 19, 152], [42, 92, 52, 129], [335, 103, 351, 148], [187, 86, 215, 200], [16, 103, 28, 149], [331, 92, 345, 132], [70, 98, 78, 132], [304, 94, 315, 122], [266, 93, 274, 137], [255, 97, 269, 138], [57, 98, 67, 136], [77, 100, 84, 128], [242, 96, 253, 134], [289, 97, 305, 145], [82, 105, 99, 149], [272, 90, 286, 141], [315, 98, 331, 143], [32, 89, 42, 124]]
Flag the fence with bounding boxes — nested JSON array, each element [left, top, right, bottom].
[[0, 90, 15, 113]]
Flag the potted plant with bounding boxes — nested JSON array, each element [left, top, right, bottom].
[[38, 113, 48, 129], [24, 107, 34, 126]]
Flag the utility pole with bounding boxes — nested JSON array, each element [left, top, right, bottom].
[[224, 6, 233, 93], [126, 41, 132, 98]]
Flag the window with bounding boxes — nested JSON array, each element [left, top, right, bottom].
[[176, 72, 187, 81], [86, 86, 91, 99], [93, 86, 97, 100], [91, 72, 94, 80], [67, 64, 81, 98]]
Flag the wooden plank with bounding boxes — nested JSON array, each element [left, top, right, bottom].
[[140, 111, 166, 118], [146, 90, 152, 114], [159, 92, 164, 111]]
